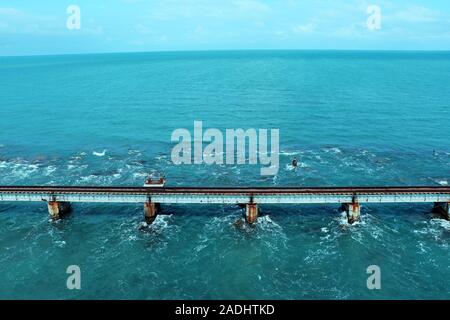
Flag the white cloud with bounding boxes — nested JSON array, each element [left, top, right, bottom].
[[0, 8, 21, 16], [0, 7, 58, 34], [332, 23, 367, 38], [233, 0, 271, 14], [135, 24, 153, 35], [0, 6, 104, 37], [388, 5, 441, 23], [292, 23, 315, 34], [146, 0, 271, 22], [187, 25, 211, 41]]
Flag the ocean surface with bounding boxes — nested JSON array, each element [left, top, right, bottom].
[[0, 50, 449, 299]]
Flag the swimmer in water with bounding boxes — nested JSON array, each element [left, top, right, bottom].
[[292, 157, 298, 168]]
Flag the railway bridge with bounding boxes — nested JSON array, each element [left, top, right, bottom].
[[1, 185, 449, 224]]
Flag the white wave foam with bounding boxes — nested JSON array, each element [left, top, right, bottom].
[[54, 240, 66, 248], [194, 244, 207, 252], [272, 175, 278, 185], [133, 172, 148, 179], [128, 149, 142, 155], [93, 150, 107, 157], [279, 151, 300, 156], [417, 241, 428, 253], [80, 175, 97, 182], [336, 211, 362, 227], [430, 218, 450, 231], [324, 147, 342, 154], [44, 166, 57, 176], [258, 215, 282, 228], [151, 214, 173, 230], [285, 164, 295, 171]]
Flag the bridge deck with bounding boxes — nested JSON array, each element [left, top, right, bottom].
[[1, 186, 449, 204]]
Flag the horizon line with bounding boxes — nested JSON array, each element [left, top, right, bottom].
[[2, 48, 450, 59]]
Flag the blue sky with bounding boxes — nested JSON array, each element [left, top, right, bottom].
[[1, 0, 450, 55]]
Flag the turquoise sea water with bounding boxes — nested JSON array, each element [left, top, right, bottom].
[[0, 51, 449, 299]]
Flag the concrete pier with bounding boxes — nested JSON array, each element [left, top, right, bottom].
[[47, 201, 71, 220], [433, 202, 449, 220], [144, 201, 160, 224], [246, 203, 259, 224], [342, 203, 361, 224]]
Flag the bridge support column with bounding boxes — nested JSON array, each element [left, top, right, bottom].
[[342, 203, 361, 224], [47, 201, 71, 220], [433, 202, 450, 220], [144, 202, 160, 224], [246, 203, 259, 224]]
